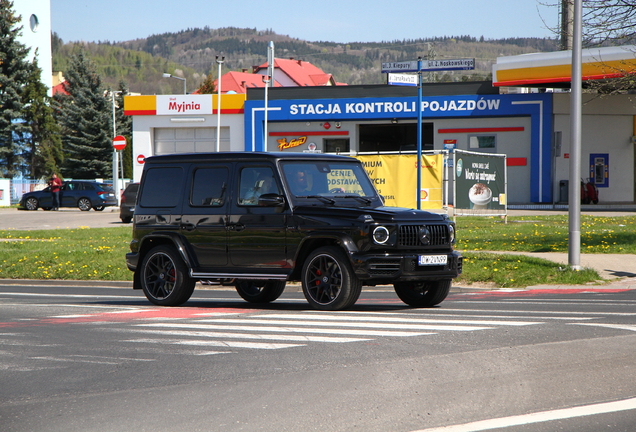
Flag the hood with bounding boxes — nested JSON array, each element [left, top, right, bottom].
[[293, 205, 449, 223]]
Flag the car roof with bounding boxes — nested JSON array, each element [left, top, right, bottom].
[[144, 152, 355, 165]]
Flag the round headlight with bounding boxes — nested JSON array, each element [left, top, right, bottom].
[[448, 224, 456, 243], [419, 226, 431, 245], [372, 226, 390, 244]]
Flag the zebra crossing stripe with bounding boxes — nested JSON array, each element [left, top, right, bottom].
[[123, 337, 303, 350], [571, 323, 636, 332], [126, 327, 371, 343], [201, 318, 492, 332], [134, 322, 434, 337], [260, 313, 542, 327]]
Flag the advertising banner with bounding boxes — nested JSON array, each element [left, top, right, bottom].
[[356, 154, 443, 209], [454, 151, 506, 214]]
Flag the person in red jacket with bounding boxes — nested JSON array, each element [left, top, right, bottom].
[[49, 173, 63, 211]]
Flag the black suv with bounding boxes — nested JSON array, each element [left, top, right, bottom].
[[126, 152, 462, 310]]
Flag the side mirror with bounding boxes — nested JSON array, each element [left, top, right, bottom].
[[258, 193, 285, 207]]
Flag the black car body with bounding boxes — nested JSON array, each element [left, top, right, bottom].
[[126, 152, 462, 310], [19, 181, 117, 211], [119, 182, 139, 223]]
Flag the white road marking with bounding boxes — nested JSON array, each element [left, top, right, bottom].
[[134, 322, 433, 337], [412, 396, 636, 432], [126, 327, 370, 343], [261, 313, 541, 326], [571, 322, 636, 332], [124, 338, 303, 350], [201, 318, 492, 332]]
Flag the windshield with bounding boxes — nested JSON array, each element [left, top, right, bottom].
[[281, 160, 380, 205]]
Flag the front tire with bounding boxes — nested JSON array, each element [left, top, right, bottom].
[[78, 198, 92, 211], [139, 245, 195, 306], [393, 279, 451, 307], [235, 280, 286, 303], [25, 197, 39, 211], [301, 246, 362, 311]]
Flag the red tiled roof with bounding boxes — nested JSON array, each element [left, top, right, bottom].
[[202, 58, 346, 94], [52, 81, 69, 96], [215, 71, 282, 94], [255, 58, 343, 87]]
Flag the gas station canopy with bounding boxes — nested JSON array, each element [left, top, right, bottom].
[[492, 45, 636, 88]]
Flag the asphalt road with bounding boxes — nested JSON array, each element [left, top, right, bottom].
[[0, 207, 126, 230], [1, 283, 636, 432]]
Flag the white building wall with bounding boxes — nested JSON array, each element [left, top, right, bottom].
[[131, 114, 245, 182], [14, 0, 53, 94], [553, 93, 635, 202]]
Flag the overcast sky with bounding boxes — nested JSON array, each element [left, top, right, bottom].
[[50, 0, 560, 44]]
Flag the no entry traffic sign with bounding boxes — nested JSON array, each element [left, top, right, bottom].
[[112, 135, 127, 151]]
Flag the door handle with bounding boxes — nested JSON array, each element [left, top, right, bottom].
[[180, 223, 196, 231], [232, 223, 246, 232]]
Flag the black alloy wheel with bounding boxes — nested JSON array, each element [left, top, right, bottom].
[[301, 246, 361, 311], [140, 245, 195, 306]]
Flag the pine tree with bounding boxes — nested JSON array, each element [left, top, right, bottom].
[[54, 50, 112, 179], [0, 0, 32, 177], [22, 58, 64, 179], [197, 71, 216, 94]]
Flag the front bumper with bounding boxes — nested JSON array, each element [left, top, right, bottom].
[[351, 250, 462, 282]]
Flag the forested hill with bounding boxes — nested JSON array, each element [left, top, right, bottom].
[[52, 27, 560, 95]]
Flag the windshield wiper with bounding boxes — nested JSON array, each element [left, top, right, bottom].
[[339, 195, 372, 205], [296, 195, 336, 204]]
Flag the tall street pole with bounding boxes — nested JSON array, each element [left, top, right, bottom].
[[568, 0, 582, 269], [111, 90, 122, 206], [416, 57, 423, 209], [216, 55, 225, 152]]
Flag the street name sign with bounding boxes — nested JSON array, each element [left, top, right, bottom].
[[381, 61, 419, 73], [421, 58, 475, 71], [388, 73, 419, 86]]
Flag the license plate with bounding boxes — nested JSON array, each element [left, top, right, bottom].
[[418, 255, 448, 266]]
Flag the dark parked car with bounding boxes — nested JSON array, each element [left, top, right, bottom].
[[119, 182, 139, 223], [19, 180, 117, 211], [126, 152, 462, 311]]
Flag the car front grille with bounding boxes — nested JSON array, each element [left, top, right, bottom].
[[398, 224, 449, 247]]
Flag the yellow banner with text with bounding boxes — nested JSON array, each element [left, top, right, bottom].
[[356, 154, 443, 209]]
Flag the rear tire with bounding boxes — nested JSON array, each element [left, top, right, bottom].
[[139, 245, 195, 306], [393, 279, 451, 307], [301, 246, 362, 311], [235, 280, 286, 303], [78, 198, 92, 211]]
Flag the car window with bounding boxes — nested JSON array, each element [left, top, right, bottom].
[[190, 167, 229, 207], [281, 161, 376, 197], [238, 166, 281, 206], [139, 167, 184, 208]]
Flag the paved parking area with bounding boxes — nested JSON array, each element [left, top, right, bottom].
[[0, 207, 126, 230]]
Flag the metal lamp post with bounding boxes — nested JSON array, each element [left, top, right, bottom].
[[111, 90, 123, 205], [162, 73, 186, 94], [262, 74, 270, 150], [215, 55, 225, 152]]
